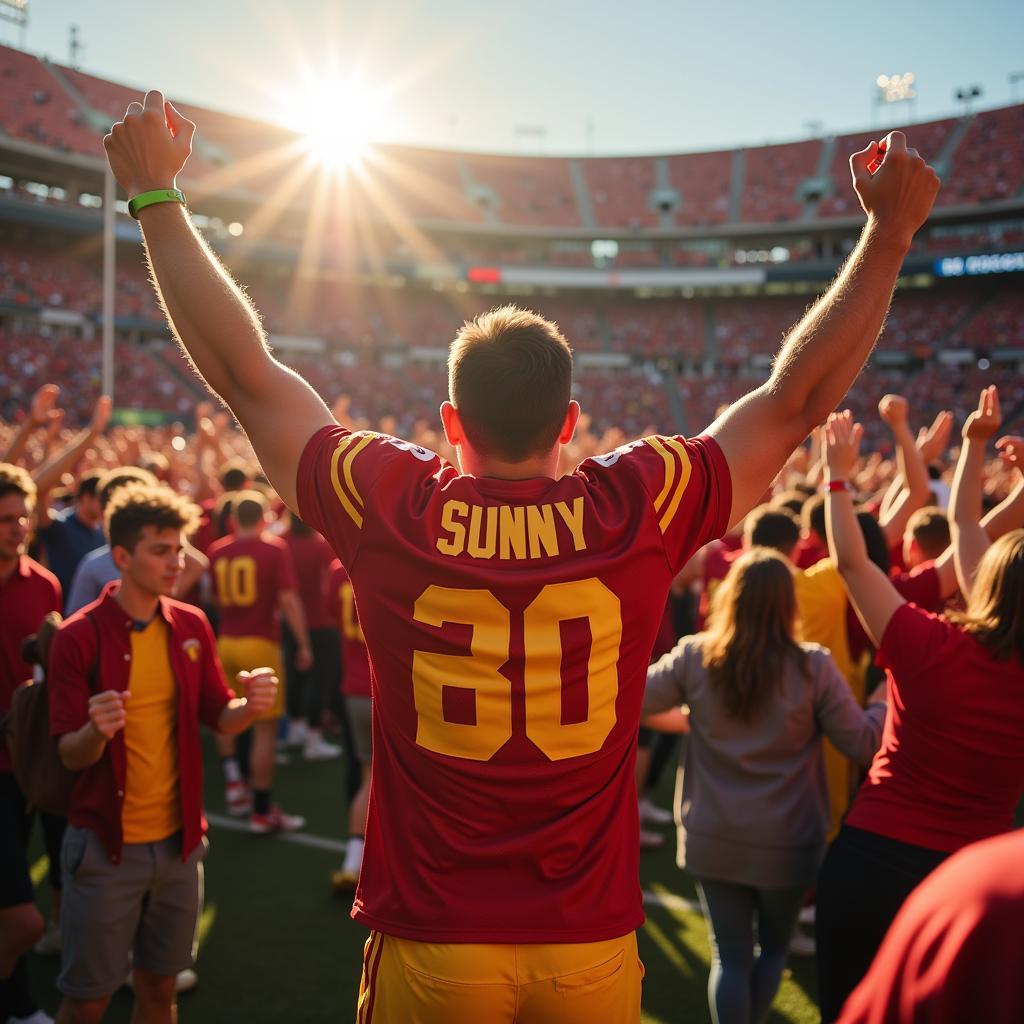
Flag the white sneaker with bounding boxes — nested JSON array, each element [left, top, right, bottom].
[[32, 918, 61, 956], [124, 968, 198, 992], [283, 719, 310, 749], [303, 734, 342, 761], [639, 797, 674, 826], [6, 1011, 54, 1023], [175, 968, 199, 993], [225, 780, 252, 817], [788, 928, 816, 957], [249, 806, 306, 834]]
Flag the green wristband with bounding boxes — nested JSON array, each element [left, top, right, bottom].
[[127, 188, 186, 220]]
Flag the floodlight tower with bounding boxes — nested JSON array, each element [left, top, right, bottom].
[[0, 0, 28, 48], [874, 73, 918, 128]]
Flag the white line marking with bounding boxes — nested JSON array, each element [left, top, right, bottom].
[[205, 813, 702, 912], [642, 890, 702, 914], [206, 813, 346, 853]]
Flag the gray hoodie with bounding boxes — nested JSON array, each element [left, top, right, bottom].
[[644, 636, 885, 888]]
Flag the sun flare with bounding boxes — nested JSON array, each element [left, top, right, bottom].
[[280, 72, 383, 170]]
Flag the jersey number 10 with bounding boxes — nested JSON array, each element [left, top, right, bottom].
[[412, 578, 622, 763], [214, 556, 258, 608]]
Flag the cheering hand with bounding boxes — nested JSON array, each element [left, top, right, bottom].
[[823, 410, 863, 480], [962, 386, 1001, 443], [850, 131, 941, 247], [103, 89, 196, 196]]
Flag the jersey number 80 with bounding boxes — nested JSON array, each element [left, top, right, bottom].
[[412, 579, 622, 763]]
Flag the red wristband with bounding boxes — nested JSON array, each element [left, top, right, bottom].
[[826, 480, 849, 492]]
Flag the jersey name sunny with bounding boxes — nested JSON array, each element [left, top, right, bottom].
[[436, 497, 587, 560]]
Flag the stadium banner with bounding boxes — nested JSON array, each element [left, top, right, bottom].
[[111, 409, 173, 427], [491, 266, 767, 290], [934, 252, 1024, 277]]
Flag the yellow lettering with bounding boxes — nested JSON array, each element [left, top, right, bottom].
[[467, 504, 497, 559], [436, 500, 468, 557], [527, 504, 559, 559], [555, 497, 587, 552], [498, 505, 527, 560]]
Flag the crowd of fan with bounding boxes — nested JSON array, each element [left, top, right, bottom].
[[0, 343, 1022, 1023]]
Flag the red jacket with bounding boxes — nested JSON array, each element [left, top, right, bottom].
[[49, 583, 234, 863]]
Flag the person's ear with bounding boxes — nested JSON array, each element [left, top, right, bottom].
[[441, 402, 463, 447], [559, 401, 581, 445]]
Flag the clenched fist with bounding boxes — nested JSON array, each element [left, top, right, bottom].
[[877, 394, 908, 429], [102, 89, 196, 197], [850, 131, 941, 248], [238, 668, 279, 716], [88, 690, 130, 741]]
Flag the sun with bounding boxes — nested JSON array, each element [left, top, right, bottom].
[[280, 72, 382, 170]]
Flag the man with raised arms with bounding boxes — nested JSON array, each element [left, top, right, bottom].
[[102, 91, 938, 1023]]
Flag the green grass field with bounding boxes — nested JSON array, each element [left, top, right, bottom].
[[26, 732, 822, 1023]]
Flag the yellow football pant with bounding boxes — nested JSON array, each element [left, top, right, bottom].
[[356, 930, 644, 1024]]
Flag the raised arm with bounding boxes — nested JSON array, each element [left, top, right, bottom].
[[982, 436, 1024, 541], [1, 384, 62, 467], [706, 132, 940, 527], [102, 90, 334, 512], [823, 412, 905, 648], [32, 395, 111, 513], [950, 387, 1002, 596], [877, 394, 932, 548]]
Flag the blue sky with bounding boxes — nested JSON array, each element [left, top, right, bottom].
[[5, 0, 1021, 155]]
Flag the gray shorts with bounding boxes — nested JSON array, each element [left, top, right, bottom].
[[58, 825, 207, 999], [346, 695, 372, 763]]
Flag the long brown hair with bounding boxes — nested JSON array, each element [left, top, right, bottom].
[[948, 529, 1024, 663], [702, 548, 808, 722]]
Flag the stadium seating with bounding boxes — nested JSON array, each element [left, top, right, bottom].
[[740, 140, 821, 223], [0, 45, 98, 155], [583, 156, 660, 229], [461, 153, 581, 227], [938, 104, 1024, 206], [665, 149, 733, 226]]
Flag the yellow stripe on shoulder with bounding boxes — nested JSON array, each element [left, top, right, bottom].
[[645, 436, 676, 514], [330, 436, 364, 529], [343, 433, 375, 510], [658, 437, 693, 534]]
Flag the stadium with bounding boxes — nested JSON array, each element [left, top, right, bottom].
[[1, 10, 1024, 1024], [2, 43, 1022, 439]]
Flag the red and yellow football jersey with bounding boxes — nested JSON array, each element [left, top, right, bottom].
[[207, 533, 298, 641], [326, 558, 372, 697], [297, 426, 731, 943]]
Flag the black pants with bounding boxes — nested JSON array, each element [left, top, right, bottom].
[[283, 626, 340, 728], [816, 824, 948, 1022], [0, 773, 37, 1018]]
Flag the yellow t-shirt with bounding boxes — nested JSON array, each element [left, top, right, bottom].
[[794, 559, 863, 699], [122, 618, 182, 843], [794, 558, 871, 838]]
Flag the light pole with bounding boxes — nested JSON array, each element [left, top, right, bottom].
[[954, 84, 983, 116]]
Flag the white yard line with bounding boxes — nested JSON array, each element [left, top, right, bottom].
[[205, 813, 702, 912]]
